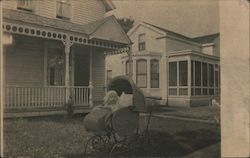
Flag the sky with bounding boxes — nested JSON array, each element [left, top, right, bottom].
[[107, 0, 219, 38]]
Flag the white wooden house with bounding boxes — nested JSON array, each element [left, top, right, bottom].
[[2, 0, 131, 117], [106, 22, 220, 107]]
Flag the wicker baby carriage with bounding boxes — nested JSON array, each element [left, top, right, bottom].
[[83, 76, 152, 157]]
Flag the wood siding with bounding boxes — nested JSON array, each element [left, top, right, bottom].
[[3, 0, 106, 25], [92, 48, 106, 102], [71, 0, 105, 25], [130, 25, 166, 53], [166, 38, 201, 52], [6, 36, 45, 86]]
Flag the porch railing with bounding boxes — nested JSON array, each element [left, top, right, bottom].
[[5, 86, 90, 109]]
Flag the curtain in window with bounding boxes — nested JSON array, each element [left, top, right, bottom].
[[47, 49, 65, 86]]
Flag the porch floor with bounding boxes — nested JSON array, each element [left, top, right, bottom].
[[4, 105, 91, 118]]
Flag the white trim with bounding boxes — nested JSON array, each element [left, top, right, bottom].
[[127, 22, 166, 37]]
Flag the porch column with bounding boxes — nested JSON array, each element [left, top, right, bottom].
[[127, 45, 133, 80], [63, 36, 73, 103], [89, 46, 93, 107], [188, 57, 192, 97], [147, 58, 150, 90], [132, 59, 136, 83]]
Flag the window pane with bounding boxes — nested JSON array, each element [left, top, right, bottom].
[[209, 64, 214, 87], [139, 34, 145, 42], [137, 60, 147, 74], [195, 88, 201, 95], [202, 63, 208, 86], [139, 34, 146, 51], [169, 62, 177, 86], [195, 61, 201, 86], [137, 75, 147, 88], [169, 88, 177, 95], [179, 88, 188, 95], [151, 60, 159, 88], [209, 88, 214, 95], [126, 60, 133, 76], [151, 80, 159, 88], [191, 61, 194, 86], [191, 88, 194, 96], [203, 88, 208, 95], [107, 70, 112, 84], [179, 61, 188, 86], [151, 60, 159, 73], [215, 70, 219, 87]]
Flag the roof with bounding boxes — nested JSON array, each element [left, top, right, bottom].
[[192, 33, 220, 44], [3, 9, 130, 44], [102, 0, 116, 12], [3, 9, 87, 35], [142, 22, 196, 42]]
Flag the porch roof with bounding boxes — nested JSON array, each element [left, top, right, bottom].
[[3, 9, 131, 45]]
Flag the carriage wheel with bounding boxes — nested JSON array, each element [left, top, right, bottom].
[[109, 142, 125, 157], [83, 135, 110, 157]]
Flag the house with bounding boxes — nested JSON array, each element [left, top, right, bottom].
[[2, 0, 131, 117], [106, 22, 220, 107]]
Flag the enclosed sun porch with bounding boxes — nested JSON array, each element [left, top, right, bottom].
[[2, 9, 131, 117]]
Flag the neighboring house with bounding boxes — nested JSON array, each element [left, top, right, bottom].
[[2, 0, 131, 117], [106, 22, 220, 107]]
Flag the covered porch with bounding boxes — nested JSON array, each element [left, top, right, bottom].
[[3, 9, 131, 117], [167, 50, 220, 107]]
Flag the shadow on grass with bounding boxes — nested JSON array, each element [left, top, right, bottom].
[[65, 129, 220, 158]]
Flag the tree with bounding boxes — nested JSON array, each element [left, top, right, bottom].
[[117, 17, 135, 33]]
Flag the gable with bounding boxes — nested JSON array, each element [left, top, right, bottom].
[[128, 23, 166, 38], [90, 16, 131, 44]]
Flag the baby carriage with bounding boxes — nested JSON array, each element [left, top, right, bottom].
[[83, 76, 154, 157]]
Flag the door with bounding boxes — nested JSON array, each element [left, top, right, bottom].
[[74, 53, 89, 86]]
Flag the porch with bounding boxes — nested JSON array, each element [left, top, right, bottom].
[[2, 9, 131, 117], [4, 86, 91, 117]]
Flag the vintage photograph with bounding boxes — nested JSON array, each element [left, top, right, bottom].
[[0, 0, 249, 157]]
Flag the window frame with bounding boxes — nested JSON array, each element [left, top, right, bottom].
[[17, 0, 33, 12], [47, 48, 65, 86], [56, 0, 72, 20], [168, 60, 188, 96], [136, 59, 147, 88], [191, 60, 219, 97], [106, 70, 112, 85], [138, 33, 146, 51], [150, 59, 159, 88]]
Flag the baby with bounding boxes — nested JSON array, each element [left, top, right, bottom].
[[103, 90, 120, 112]]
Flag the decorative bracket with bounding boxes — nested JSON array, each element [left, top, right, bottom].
[[62, 35, 74, 54]]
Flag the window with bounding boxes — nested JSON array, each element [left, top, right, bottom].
[[194, 61, 201, 95], [125, 60, 133, 76], [168, 61, 188, 96], [209, 64, 214, 95], [138, 34, 145, 51], [215, 64, 220, 96], [47, 49, 65, 86], [169, 62, 177, 87], [136, 59, 147, 88], [17, 0, 33, 11], [179, 61, 188, 86], [202, 63, 208, 95], [150, 60, 159, 88], [56, 0, 71, 20], [107, 70, 112, 85], [191, 60, 218, 96]]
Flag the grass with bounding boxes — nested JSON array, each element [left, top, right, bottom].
[[4, 114, 220, 158]]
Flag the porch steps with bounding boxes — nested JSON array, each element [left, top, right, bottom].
[[4, 105, 91, 118]]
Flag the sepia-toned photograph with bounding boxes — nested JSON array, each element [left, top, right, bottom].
[[0, 0, 249, 157]]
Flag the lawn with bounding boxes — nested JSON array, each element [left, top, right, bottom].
[[4, 114, 220, 158]]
